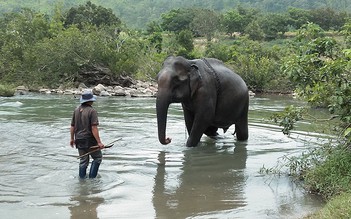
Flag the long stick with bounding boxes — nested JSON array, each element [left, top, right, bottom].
[[76, 138, 122, 159], [89, 138, 122, 149]]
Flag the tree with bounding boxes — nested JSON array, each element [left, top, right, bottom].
[[176, 29, 194, 54], [341, 21, 351, 45], [0, 8, 51, 84], [146, 21, 163, 34], [64, 1, 121, 29], [160, 8, 194, 33], [282, 22, 351, 133], [287, 7, 310, 30], [309, 7, 348, 31], [259, 13, 289, 40], [245, 20, 264, 41], [221, 9, 245, 35], [190, 9, 219, 41], [221, 6, 259, 35], [49, 3, 65, 37]]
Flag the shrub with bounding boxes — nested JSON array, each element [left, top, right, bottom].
[[0, 84, 15, 97]]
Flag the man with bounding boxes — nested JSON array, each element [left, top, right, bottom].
[[70, 90, 104, 179]]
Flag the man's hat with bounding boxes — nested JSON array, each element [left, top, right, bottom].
[[80, 90, 97, 104]]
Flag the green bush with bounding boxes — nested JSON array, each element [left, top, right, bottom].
[[272, 22, 351, 203], [227, 38, 290, 92], [306, 192, 351, 219], [0, 84, 15, 97], [304, 143, 351, 199]]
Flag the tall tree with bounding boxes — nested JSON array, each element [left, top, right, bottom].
[[64, 1, 121, 29], [190, 9, 220, 41], [160, 8, 194, 33]]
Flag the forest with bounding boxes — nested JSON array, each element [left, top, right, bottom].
[[0, 1, 351, 217], [1, 0, 350, 29]]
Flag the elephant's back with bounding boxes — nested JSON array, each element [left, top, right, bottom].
[[215, 64, 248, 93], [194, 57, 248, 95]]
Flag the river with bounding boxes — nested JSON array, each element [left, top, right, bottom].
[[0, 94, 325, 219]]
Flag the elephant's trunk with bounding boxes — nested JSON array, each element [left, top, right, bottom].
[[156, 89, 171, 145]]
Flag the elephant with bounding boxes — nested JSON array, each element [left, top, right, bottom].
[[156, 56, 249, 147]]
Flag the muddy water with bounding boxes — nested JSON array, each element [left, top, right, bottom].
[[0, 94, 324, 219]]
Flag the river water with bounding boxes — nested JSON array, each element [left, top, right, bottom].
[[0, 94, 325, 219]]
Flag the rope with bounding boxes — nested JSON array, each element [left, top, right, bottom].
[[202, 58, 221, 96]]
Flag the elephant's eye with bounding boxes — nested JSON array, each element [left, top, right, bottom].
[[176, 74, 188, 82]]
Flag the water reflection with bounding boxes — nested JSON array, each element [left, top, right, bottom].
[[69, 180, 105, 219], [153, 141, 248, 218]]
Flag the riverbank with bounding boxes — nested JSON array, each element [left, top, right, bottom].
[[13, 80, 257, 98], [14, 80, 159, 98]]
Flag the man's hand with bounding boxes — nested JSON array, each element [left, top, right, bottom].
[[70, 139, 75, 148], [98, 142, 105, 149]]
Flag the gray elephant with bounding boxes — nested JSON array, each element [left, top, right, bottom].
[[156, 56, 249, 147]]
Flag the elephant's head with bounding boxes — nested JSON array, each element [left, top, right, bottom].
[[156, 56, 201, 145]]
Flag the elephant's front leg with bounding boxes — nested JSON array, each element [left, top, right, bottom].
[[185, 111, 210, 147], [186, 114, 212, 147], [183, 108, 194, 136]]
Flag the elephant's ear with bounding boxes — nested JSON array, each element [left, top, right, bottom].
[[189, 64, 202, 98]]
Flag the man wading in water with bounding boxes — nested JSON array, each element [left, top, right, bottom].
[[70, 90, 105, 179]]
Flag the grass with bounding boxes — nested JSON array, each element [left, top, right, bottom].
[[304, 192, 351, 219]]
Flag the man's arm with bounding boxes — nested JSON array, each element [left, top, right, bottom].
[[70, 126, 75, 148], [92, 125, 104, 148]]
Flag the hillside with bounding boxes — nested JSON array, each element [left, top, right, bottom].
[[0, 0, 350, 29]]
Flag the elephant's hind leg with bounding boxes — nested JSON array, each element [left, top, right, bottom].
[[235, 118, 248, 141], [204, 126, 218, 138]]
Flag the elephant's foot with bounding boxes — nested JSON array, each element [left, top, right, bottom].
[[208, 135, 219, 140], [235, 128, 248, 141], [235, 122, 248, 141]]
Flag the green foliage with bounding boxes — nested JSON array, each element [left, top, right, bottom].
[[306, 192, 351, 219], [1, 0, 350, 30], [259, 13, 290, 40], [0, 5, 155, 87], [287, 7, 311, 30], [190, 9, 220, 41], [176, 30, 194, 56], [205, 42, 232, 62], [244, 20, 265, 41], [282, 22, 351, 137], [64, 1, 121, 29], [148, 31, 163, 53], [23, 25, 113, 87], [221, 9, 245, 35], [221, 6, 259, 35], [111, 31, 145, 77], [0, 9, 52, 84], [271, 105, 306, 135], [0, 3, 349, 97], [225, 38, 290, 92], [309, 7, 348, 31], [0, 84, 15, 97], [303, 143, 351, 199], [270, 21, 351, 204], [341, 22, 351, 45], [160, 8, 194, 33], [146, 21, 163, 34], [261, 140, 351, 200]]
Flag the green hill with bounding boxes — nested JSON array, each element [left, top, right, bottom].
[[0, 0, 350, 29]]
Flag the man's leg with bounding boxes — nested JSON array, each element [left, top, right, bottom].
[[78, 149, 89, 179], [89, 150, 102, 178]]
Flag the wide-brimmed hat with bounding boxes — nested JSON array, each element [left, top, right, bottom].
[[80, 90, 97, 104]]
